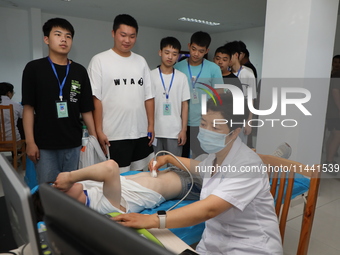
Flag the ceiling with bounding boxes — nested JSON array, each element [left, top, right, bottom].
[[0, 0, 268, 33]]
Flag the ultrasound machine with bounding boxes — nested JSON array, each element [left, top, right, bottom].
[[0, 154, 197, 255]]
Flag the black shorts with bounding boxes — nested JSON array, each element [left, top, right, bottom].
[[109, 137, 154, 168], [168, 167, 202, 200], [182, 126, 206, 158], [326, 118, 340, 131]]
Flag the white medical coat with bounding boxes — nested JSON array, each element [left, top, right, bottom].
[[195, 137, 283, 255]]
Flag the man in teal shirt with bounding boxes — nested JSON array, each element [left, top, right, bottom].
[[175, 31, 223, 158]]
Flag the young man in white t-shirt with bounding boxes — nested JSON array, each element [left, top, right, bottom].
[[88, 14, 154, 172], [151, 37, 190, 157], [224, 41, 256, 146]]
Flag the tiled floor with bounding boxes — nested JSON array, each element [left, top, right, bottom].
[[1, 150, 340, 254], [282, 127, 340, 254], [283, 175, 340, 255]]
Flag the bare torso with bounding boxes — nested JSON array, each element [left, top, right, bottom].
[[66, 169, 185, 212], [125, 170, 183, 200]]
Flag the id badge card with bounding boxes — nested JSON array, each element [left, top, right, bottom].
[[163, 102, 171, 116], [192, 91, 199, 104], [191, 76, 196, 84], [56, 100, 69, 118]]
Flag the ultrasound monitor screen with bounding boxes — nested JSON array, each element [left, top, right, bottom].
[[39, 183, 175, 255], [0, 154, 41, 255]]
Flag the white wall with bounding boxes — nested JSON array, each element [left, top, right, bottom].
[[255, 0, 339, 166], [333, 15, 340, 56], [0, 7, 31, 103]]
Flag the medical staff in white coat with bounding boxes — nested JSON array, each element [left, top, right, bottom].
[[113, 93, 283, 255]]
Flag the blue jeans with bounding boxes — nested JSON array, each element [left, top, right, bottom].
[[35, 146, 81, 184]]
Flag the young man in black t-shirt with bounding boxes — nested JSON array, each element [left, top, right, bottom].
[[22, 18, 96, 184], [213, 46, 243, 91]]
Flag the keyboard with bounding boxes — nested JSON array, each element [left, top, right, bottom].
[[37, 222, 53, 255]]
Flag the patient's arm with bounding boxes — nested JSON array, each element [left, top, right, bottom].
[[54, 160, 122, 209]]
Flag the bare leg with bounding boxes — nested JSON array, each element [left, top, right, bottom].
[[55, 160, 122, 209], [97, 160, 122, 210]]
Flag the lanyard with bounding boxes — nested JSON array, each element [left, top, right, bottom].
[[235, 66, 242, 77], [158, 67, 175, 101], [187, 59, 204, 90], [48, 57, 70, 101]]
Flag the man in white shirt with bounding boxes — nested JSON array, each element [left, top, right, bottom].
[[88, 14, 154, 172], [151, 37, 190, 157]]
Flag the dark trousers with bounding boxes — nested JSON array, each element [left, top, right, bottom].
[[181, 126, 205, 158]]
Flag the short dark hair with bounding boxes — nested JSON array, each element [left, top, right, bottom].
[[160, 37, 181, 51], [190, 31, 211, 48], [42, 18, 75, 38], [224, 41, 241, 56], [244, 48, 250, 58], [0, 82, 14, 96], [206, 93, 246, 131], [238, 41, 247, 53], [333, 55, 340, 61], [214, 46, 232, 58], [113, 14, 138, 33]]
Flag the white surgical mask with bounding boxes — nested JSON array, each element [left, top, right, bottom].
[[197, 127, 234, 154]]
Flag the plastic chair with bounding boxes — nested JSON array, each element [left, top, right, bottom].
[[0, 104, 26, 170], [257, 154, 321, 255]]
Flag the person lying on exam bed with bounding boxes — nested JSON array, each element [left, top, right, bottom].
[[31, 159, 202, 220], [112, 93, 284, 255]]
